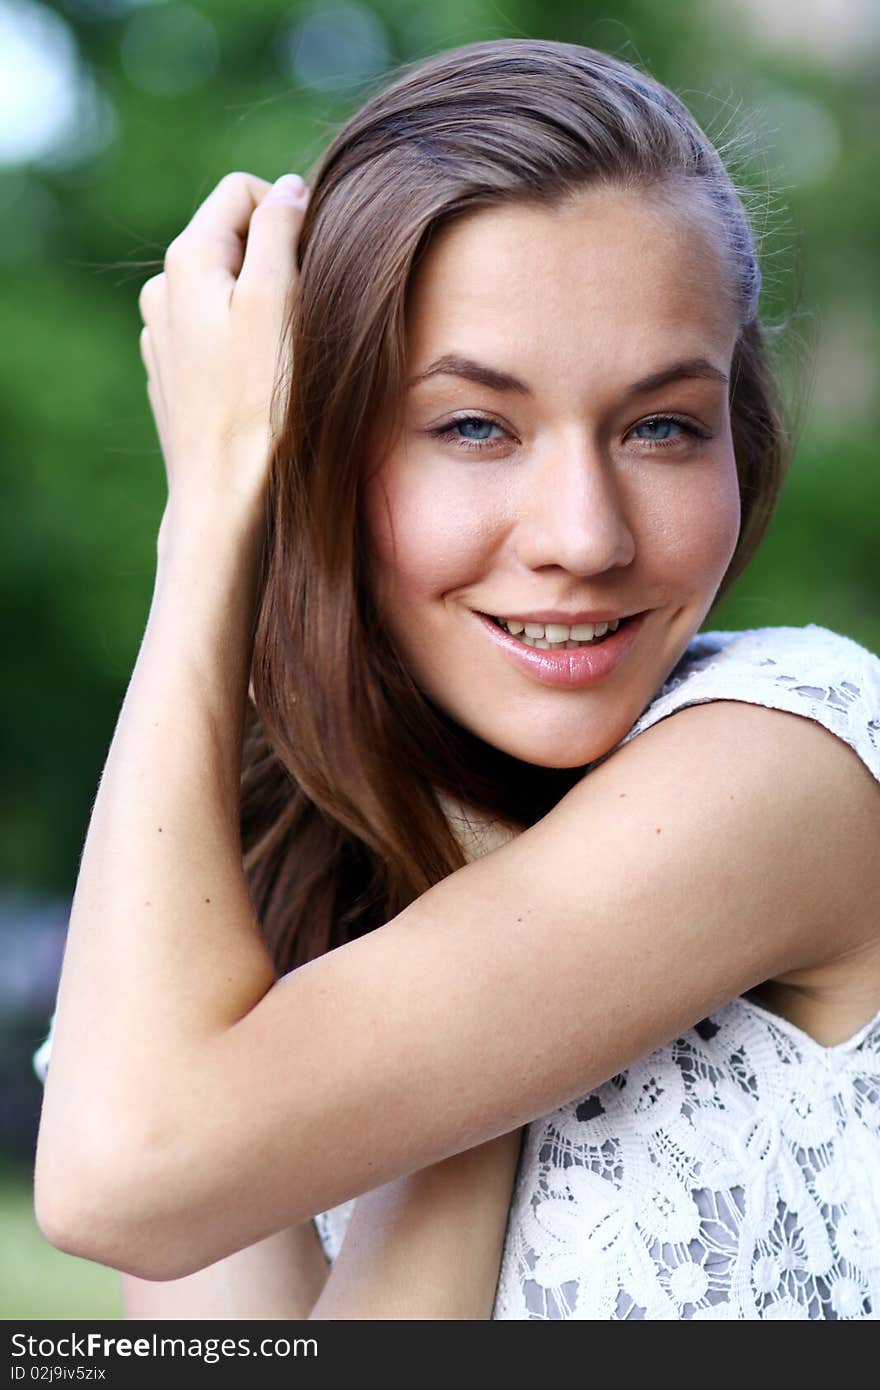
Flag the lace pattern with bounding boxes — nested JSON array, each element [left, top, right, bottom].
[[617, 623, 880, 771], [311, 997, 880, 1319], [492, 995, 880, 1319]]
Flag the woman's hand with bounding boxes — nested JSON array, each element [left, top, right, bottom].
[[139, 171, 310, 556]]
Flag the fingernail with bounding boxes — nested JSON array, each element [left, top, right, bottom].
[[269, 173, 306, 200]]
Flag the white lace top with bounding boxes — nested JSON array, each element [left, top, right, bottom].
[[33, 623, 880, 1319]]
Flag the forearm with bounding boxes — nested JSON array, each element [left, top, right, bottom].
[[117, 1125, 523, 1323], [121, 1220, 329, 1320], [310, 1128, 523, 1320], [117, 1131, 523, 1322], [34, 520, 277, 1236]]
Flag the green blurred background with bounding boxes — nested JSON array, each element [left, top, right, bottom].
[[1, 0, 877, 1320]]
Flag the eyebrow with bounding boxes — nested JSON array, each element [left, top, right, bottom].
[[406, 353, 729, 396]]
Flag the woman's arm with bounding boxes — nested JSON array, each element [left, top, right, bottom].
[[117, 808, 521, 1322], [119, 1126, 522, 1321]]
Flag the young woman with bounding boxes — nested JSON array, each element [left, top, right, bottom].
[[33, 38, 880, 1320]]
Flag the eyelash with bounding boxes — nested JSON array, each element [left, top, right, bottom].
[[428, 413, 711, 453]]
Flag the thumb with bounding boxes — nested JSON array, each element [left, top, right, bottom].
[[234, 174, 309, 304]]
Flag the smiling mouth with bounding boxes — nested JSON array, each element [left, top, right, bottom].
[[483, 614, 631, 650]]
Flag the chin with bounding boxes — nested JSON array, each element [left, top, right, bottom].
[[471, 722, 615, 772], [510, 745, 605, 772]]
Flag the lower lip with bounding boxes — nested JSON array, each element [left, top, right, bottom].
[[475, 611, 649, 689]]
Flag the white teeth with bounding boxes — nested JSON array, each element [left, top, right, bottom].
[[498, 617, 622, 642]]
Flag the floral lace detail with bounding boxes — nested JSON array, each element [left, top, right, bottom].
[[493, 997, 880, 1319], [305, 999, 880, 1319], [616, 623, 880, 772]]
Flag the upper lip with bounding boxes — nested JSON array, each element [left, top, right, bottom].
[[481, 608, 644, 624]]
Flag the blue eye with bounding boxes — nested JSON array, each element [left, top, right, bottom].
[[458, 417, 496, 441], [430, 415, 506, 452], [630, 416, 705, 448], [635, 418, 677, 441]]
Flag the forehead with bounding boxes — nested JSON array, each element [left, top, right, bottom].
[[405, 186, 738, 382]]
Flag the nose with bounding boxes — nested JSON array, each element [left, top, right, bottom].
[[513, 433, 636, 576]]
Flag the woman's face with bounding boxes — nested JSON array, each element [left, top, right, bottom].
[[362, 185, 742, 769]]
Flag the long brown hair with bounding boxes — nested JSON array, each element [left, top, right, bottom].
[[241, 38, 794, 973]]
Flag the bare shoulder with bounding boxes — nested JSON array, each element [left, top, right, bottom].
[[562, 697, 880, 965], [612, 697, 880, 1042]]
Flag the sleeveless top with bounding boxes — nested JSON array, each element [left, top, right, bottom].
[[33, 623, 880, 1319]]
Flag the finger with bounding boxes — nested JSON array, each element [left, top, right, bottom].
[[138, 272, 165, 324], [140, 328, 169, 451], [166, 171, 274, 281], [234, 176, 309, 305], [146, 374, 168, 461]]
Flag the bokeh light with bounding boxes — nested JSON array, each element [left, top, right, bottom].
[[0, 0, 115, 167], [275, 2, 390, 92], [120, 2, 220, 97], [759, 89, 840, 187], [719, 0, 880, 69], [61, 0, 156, 17]]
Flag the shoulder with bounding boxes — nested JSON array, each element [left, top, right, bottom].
[[614, 622, 880, 789], [516, 654, 880, 971], [557, 655, 880, 971]]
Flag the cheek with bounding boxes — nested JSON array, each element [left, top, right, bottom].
[[363, 467, 496, 605], [701, 456, 743, 573], [656, 452, 741, 584]]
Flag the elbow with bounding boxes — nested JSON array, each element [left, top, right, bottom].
[[33, 1193, 132, 1276], [33, 1128, 200, 1282], [33, 1165, 138, 1276], [34, 1175, 203, 1283]]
